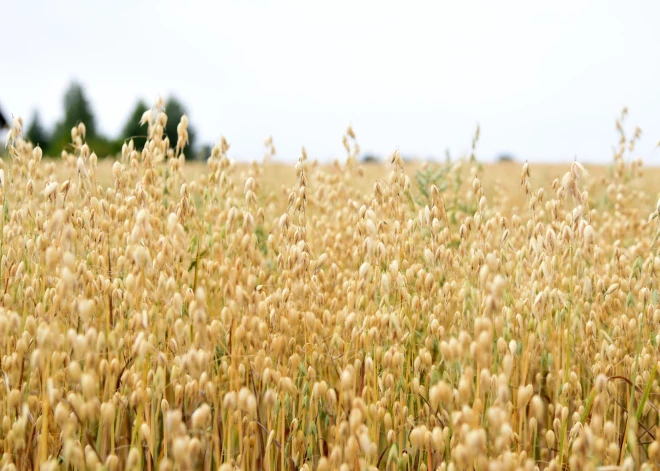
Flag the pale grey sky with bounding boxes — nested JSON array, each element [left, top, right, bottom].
[[3, 0, 660, 163]]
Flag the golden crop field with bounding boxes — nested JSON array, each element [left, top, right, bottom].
[[1, 108, 660, 471]]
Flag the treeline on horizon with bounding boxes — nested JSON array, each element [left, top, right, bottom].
[[19, 82, 202, 159], [12, 83, 523, 164]]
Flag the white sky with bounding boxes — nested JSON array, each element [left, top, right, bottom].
[[3, 0, 660, 163]]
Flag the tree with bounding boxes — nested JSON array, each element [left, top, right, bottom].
[[0, 104, 7, 129], [50, 81, 98, 153], [360, 153, 381, 164], [197, 144, 213, 162], [120, 100, 149, 150], [59, 82, 97, 137], [25, 111, 51, 152], [164, 96, 197, 158], [497, 153, 516, 163]]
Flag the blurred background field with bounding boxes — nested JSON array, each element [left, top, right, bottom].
[[47, 157, 659, 216]]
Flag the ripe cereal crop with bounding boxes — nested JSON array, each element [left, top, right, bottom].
[[1, 103, 660, 470]]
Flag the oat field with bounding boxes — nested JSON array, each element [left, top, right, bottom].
[[1, 106, 660, 471]]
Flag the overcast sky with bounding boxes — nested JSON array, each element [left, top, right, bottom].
[[3, 1, 660, 163]]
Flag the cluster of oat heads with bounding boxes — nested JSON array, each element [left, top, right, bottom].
[[0, 104, 660, 471]]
